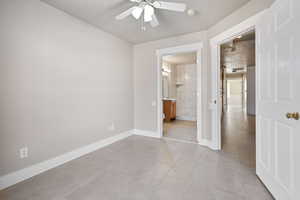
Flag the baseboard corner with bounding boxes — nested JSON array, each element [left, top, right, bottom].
[[198, 138, 219, 150]]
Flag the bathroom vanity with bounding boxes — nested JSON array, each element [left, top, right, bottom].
[[163, 98, 176, 122]]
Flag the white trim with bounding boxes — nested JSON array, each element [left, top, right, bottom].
[[176, 116, 197, 121], [0, 130, 133, 190], [198, 139, 219, 150], [163, 136, 218, 150], [156, 43, 203, 56], [133, 129, 161, 138], [156, 42, 208, 148], [163, 137, 218, 150], [163, 137, 199, 145], [209, 10, 266, 150], [210, 11, 265, 45]]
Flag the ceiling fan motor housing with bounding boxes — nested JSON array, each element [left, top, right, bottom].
[[116, 0, 187, 29]]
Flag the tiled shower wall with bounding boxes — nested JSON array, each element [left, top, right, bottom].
[[173, 64, 197, 121]]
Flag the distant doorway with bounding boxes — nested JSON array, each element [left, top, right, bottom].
[[156, 43, 203, 144], [220, 30, 256, 168], [161, 52, 198, 143]]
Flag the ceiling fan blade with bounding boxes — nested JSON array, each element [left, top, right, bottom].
[[150, 14, 159, 27], [153, 1, 186, 12], [115, 7, 137, 20]]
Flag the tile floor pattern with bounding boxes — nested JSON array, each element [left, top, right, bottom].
[[163, 120, 197, 142], [0, 136, 273, 200]]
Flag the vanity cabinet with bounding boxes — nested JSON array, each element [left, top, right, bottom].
[[163, 99, 176, 122]]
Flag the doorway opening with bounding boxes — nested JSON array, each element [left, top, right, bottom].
[[161, 52, 198, 143], [220, 30, 256, 168], [156, 43, 203, 144]]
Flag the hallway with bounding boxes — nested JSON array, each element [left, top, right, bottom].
[[221, 107, 256, 169]]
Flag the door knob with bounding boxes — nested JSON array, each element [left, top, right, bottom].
[[286, 112, 299, 120]]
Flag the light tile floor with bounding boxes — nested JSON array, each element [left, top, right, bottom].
[[222, 106, 256, 169], [0, 135, 273, 200], [163, 120, 197, 142]]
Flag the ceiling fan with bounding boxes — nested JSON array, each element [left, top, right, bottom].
[[115, 0, 187, 29]]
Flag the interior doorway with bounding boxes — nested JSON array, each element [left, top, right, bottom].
[[156, 43, 203, 144], [161, 52, 198, 142], [220, 30, 256, 168]]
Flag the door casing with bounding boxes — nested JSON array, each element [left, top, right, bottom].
[[210, 10, 266, 150], [156, 43, 204, 143]]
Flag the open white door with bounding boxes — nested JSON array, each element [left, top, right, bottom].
[[256, 0, 300, 199]]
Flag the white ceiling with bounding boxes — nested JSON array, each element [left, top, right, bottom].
[[41, 0, 251, 44], [163, 52, 197, 65]]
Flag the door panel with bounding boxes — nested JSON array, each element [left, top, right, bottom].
[[259, 116, 271, 170], [256, 0, 299, 199], [276, 33, 293, 101], [275, 121, 292, 191]]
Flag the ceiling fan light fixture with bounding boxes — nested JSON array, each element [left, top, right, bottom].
[[144, 4, 154, 22], [116, 0, 188, 29], [132, 6, 143, 19]]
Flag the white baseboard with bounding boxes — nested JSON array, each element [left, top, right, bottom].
[[163, 137, 199, 145], [132, 129, 218, 150], [176, 116, 197, 121], [198, 138, 219, 150], [133, 129, 161, 138], [198, 138, 211, 146], [0, 130, 133, 190]]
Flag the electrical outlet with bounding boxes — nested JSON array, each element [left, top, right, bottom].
[[20, 147, 28, 159], [108, 123, 115, 131]]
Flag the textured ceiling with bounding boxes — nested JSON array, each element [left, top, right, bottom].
[[163, 52, 197, 65], [41, 0, 251, 44]]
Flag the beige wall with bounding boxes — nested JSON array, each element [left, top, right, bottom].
[[133, 0, 273, 140], [0, 0, 274, 178], [207, 0, 274, 38], [133, 31, 210, 139], [0, 0, 133, 176]]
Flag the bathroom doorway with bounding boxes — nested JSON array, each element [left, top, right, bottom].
[[161, 51, 198, 143]]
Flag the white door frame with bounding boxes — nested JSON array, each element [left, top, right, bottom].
[[210, 10, 266, 150], [156, 42, 203, 142]]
